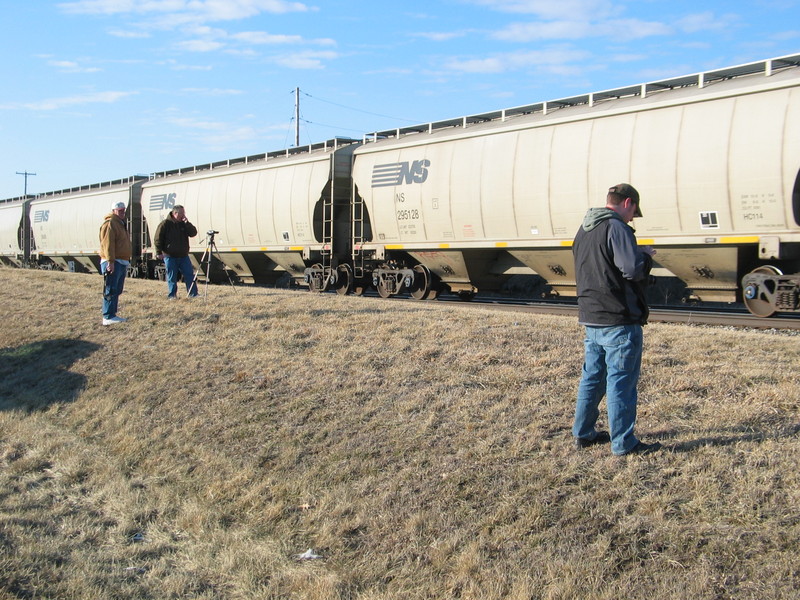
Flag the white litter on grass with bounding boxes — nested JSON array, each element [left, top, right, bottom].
[[124, 566, 147, 575], [295, 548, 323, 561]]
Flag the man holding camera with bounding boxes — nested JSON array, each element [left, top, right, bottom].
[[571, 183, 660, 456], [154, 205, 199, 299]]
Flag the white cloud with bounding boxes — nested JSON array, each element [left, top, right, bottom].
[[676, 12, 740, 34], [163, 113, 264, 149], [175, 39, 226, 52], [445, 56, 504, 74], [47, 60, 103, 73], [271, 50, 339, 69], [233, 31, 303, 44], [493, 17, 671, 42], [493, 20, 594, 41], [202, 126, 262, 149], [413, 31, 469, 42], [179, 88, 244, 96], [200, 0, 311, 19], [59, 0, 331, 62], [603, 18, 673, 39], [468, 0, 618, 20], [611, 53, 647, 63], [231, 31, 335, 46], [175, 29, 335, 54], [166, 61, 214, 71], [58, 0, 311, 20], [444, 47, 589, 74], [363, 66, 414, 76], [108, 29, 151, 38], [772, 29, 800, 41], [19, 91, 137, 111], [167, 116, 230, 130]]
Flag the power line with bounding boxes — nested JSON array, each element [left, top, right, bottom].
[[296, 89, 418, 124], [299, 117, 371, 135], [283, 88, 421, 147]]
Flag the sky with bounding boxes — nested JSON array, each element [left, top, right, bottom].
[[1, 0, 799, 199]]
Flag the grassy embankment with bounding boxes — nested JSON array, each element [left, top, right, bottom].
[[1, 268, 799, 599]]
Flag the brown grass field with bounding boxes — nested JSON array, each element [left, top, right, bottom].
[[1, 268, 799, 599]]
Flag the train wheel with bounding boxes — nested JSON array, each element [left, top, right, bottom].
[[457, 290, 476, 301], [308, 263, 328, 293], [336, 264, 353, 296], [743, 265, 782, 317], [409, 264, 432, 300]]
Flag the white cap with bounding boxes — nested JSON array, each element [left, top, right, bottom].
[[111, 201, 126, 210]]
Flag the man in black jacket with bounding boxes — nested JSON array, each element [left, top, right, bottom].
[[571, 184, 661, 456], [154, 205, 199, 299]]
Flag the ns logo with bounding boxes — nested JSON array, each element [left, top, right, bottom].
[[371, 159, 430, 188], [149, 192, 177, 211]]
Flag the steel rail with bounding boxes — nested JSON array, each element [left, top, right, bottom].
[[406, 295, 800, 331]]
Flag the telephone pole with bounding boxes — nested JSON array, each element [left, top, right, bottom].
[[294, 87, 300, 147], [16, 171, 36, 196]]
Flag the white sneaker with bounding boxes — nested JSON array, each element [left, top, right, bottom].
[[102, 316, 127, 325]]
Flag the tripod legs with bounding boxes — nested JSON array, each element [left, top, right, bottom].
[[190, 237, 237, 298]]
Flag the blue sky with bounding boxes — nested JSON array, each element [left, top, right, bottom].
[[1, 0, 799, 199]]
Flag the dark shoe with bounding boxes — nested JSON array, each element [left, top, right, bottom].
[[574, 430, 611, 450], [619, 441, 662, 456]]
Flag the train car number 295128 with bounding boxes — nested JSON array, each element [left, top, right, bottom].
[[397, 209, 420, 220]]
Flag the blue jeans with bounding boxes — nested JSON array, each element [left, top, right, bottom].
[[101, 261, 127, 319], [164, 255, 198, 297], [573, 324, 643, 455]]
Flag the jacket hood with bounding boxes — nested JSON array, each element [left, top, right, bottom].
[[582, 207, 623, 232]]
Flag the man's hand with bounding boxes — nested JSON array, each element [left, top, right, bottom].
[[106, 261, 115, 273]]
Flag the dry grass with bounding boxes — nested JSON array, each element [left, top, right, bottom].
[[1, 268, 799, 599]]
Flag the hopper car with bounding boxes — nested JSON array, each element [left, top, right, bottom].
[[0, 177, 147, 274], [1, 53, 799, 317]]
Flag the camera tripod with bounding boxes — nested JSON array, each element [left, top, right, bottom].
[[190, 230, 237, 299]]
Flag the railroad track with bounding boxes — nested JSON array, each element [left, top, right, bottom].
[[397, 294, 800, 331]]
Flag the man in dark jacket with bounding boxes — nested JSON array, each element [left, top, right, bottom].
[[154, 205, 199, 299], [571, 184, 661, 456]]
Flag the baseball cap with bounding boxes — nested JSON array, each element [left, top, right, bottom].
[[609, 183, 642, 217], [111, 201, 126, 210]]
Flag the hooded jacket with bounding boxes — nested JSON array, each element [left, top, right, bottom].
[[99, 212, 132, 263], [154, 215, 198, 258], [572, 207, 652, 326]]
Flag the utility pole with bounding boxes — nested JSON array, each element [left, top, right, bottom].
[[16, 171, 36, 196], [294, 87, 300, 147]]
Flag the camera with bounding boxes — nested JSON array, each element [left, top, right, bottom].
[[207, 230, 219, 236]]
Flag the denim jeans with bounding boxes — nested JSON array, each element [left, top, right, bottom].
[[101, 260, 127, 319], [164, 255, 198, 297], [573, 324, 643, 455]]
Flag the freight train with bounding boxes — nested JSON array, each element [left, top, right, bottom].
[[2, 53, 800, 317]]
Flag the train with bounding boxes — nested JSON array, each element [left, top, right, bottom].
[[2, 53, 800, 317]]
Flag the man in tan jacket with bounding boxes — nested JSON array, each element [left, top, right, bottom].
[[99, 201, 132, 325]]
